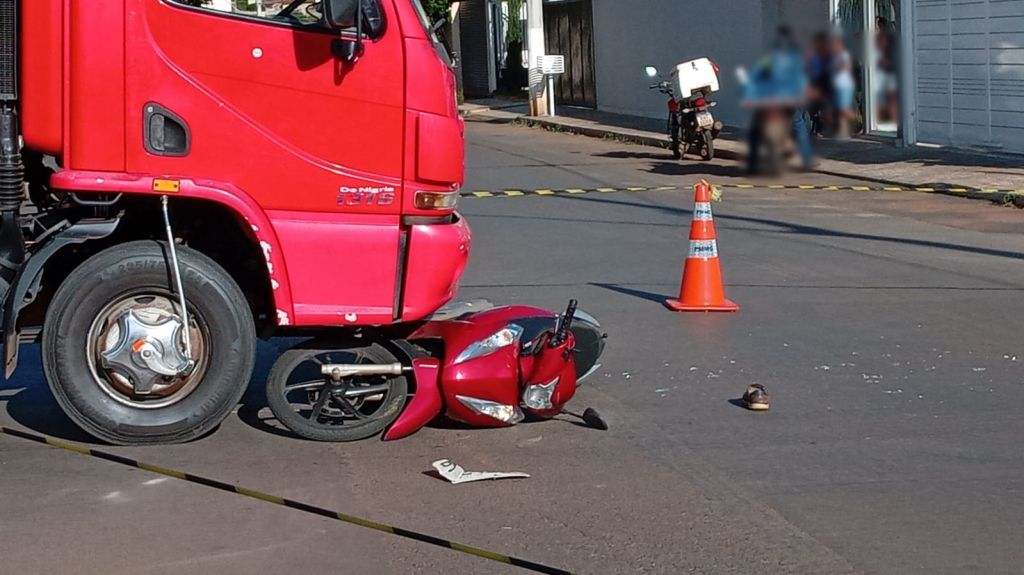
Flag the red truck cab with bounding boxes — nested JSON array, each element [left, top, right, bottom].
[[22, 0, 468, 326], [2, 0, 471, 443]]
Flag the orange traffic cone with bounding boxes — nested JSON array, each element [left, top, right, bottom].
[[664, 180, 739, 312]]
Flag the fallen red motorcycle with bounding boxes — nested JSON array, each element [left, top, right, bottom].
[[266, 300, 607, 441]]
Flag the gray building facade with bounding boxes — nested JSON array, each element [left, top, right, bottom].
[[587, 0, 826, 127], [460, 0, 1024, 153], [585, 0, 1023, 153]]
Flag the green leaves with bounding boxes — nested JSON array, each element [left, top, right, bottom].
[[422, 0, 451, 22]]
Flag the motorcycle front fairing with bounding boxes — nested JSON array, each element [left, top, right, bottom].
[[382, 304, 605, 440]]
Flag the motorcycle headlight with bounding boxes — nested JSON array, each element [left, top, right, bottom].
[[522, 378, 558, 411], [452, 324, 523, 365], [456, 395, 525, 424]]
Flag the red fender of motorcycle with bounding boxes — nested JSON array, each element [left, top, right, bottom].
[[383, 358, 443, 441]]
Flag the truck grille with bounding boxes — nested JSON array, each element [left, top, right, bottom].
[[0, 0, 16, 101]]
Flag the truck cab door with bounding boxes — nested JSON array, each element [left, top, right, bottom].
[[128, 0, 407, 325]]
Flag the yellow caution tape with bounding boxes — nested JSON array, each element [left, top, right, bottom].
[[0, 426, 572, 575]]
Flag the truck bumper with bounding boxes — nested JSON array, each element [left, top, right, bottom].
[[399, 213, 471, 322]]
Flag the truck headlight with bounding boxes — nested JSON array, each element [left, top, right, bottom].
[[415, 190, 460, 210], [452, 324, 523, 365]]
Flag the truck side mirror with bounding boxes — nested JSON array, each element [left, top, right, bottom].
[[324, 0, 358, 28], [324, 0, 386, 62]]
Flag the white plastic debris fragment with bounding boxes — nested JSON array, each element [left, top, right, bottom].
[[432, 460, 530, 485]]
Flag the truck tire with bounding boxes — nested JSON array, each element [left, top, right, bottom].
[[42, 240, 256, 445]]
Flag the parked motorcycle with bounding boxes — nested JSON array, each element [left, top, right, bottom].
[[266, 300, 607, 441], [645, 58, 723, 161]]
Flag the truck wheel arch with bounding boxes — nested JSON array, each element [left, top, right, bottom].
[[49, 171, 295, 326], [3, 175, 294, 378]]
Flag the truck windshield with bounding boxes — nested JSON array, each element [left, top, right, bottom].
[[409, 0, 437, 39], [408, 0, 453, 66]]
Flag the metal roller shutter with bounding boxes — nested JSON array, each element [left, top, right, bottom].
[[914, 0, 1024, 153]]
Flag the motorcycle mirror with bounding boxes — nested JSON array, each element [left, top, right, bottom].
[[582, 408, 609, 431], [735, 66, 749, 85], [644, 66, 659, 79], [562, 407, 609, 431]]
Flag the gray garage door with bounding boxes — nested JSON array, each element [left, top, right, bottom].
[[914, 0, 1024, 153]]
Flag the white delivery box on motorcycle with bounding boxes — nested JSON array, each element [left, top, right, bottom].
[[672, 58, 720, 100]]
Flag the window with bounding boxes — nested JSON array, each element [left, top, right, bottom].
[[174, 0, 325, 27]]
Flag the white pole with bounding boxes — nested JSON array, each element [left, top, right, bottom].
[[526, 0, 547, 116], [899, 0, 917, 147], [547, 75, 556, 116]]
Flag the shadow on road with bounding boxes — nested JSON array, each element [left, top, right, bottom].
[[590, 282, 668, 304], [542, 192, 1024, 263], [592, 151, 747, 178], [1, 377, 97, 443], [645, 162, 745, 178], [596, 150, 674, 160], [0, 341, 288, 444]]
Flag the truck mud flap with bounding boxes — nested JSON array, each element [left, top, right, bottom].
[[3, 215, 121, 379]]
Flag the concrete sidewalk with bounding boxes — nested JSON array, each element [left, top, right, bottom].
[[461, 98, 1024, 207]]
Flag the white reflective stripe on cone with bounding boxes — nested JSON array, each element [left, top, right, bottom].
[[693, 202, 714, 221], [688, 239, 718, 259]]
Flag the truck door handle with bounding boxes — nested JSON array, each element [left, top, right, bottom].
[[144, 103, 191, 157]]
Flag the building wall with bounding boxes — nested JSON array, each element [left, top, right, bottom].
[[911, 0, 1024, 153], [590, 0, 828, 126], [460, 0, 493, 99]]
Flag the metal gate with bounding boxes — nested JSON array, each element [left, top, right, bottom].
[[543, 0, 596, 108], [914, 0, 1024, 153]]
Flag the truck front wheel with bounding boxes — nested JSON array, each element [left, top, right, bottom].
[[42, 240, 256, 445]]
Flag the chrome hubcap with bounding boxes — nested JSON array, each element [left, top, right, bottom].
[[100, 310, 192, 395], [87, 293, 207, 409]]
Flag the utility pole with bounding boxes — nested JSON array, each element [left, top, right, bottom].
[[526, 0, 547, 116]]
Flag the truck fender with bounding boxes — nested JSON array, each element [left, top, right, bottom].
[[50, 171, 295, 327], [3, 215, 123, 379]]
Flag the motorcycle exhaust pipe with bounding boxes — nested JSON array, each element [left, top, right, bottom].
[[321, 363, 405, 381]]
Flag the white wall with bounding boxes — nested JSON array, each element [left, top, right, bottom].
[[590, 0, 828, 127]]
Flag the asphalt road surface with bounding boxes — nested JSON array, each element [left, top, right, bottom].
[[2, 122, 1023, 574]]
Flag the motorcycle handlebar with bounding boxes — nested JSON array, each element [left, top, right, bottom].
[[552, 299, 578, 347], [648, 82, 673, 94]]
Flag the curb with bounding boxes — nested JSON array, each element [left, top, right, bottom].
[[463, 107, 1021, 209], [515, 116, 746, 162]]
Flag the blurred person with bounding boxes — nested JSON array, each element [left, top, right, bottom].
[[831, 34, 856, 139], [875, 17, 900, 125], [742, 26, 814, 173], [808, 31, 834, 136]]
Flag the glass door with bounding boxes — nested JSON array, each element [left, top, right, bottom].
[[866, 0, 900, 134], [831, 0, 901, 136]]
